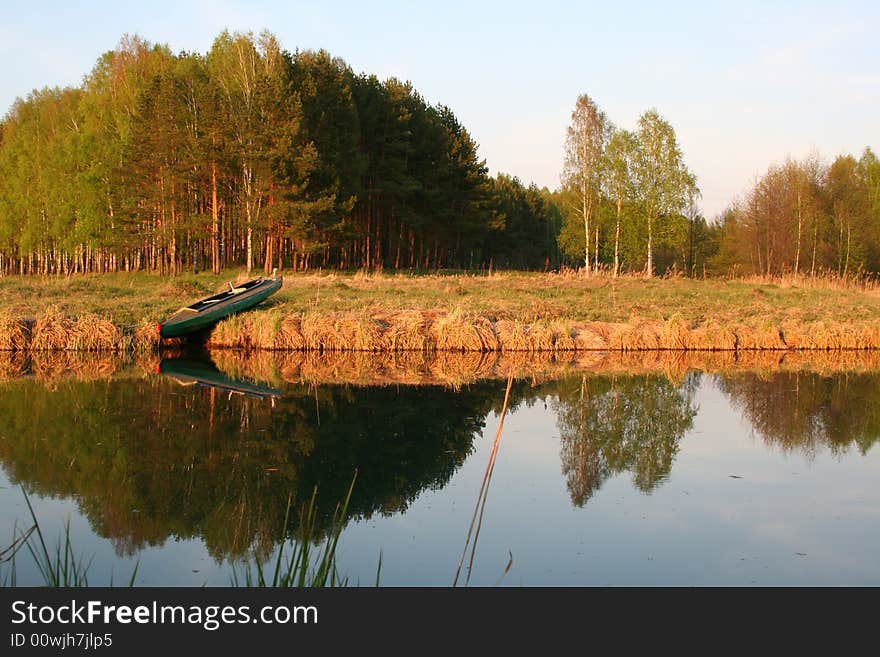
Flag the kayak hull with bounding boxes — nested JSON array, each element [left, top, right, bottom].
[[159, 276, 282, 338]]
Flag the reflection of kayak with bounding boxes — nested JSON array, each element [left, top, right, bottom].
[[158, 276, 282, 338], [159, 358, 282, 399]]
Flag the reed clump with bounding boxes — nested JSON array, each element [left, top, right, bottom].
[[660, 315, 691, 350], [300, 312, 388, 352], [550, 321, 576, 352], [30, 307, 122, 351], [208, 312, 282, 350], [72, 315, 122, 351], [430, 308, 499, 352], [733, 323, 787, 351], [618, 321, 662, 351], [379, 310, 433, 351], [9, 275, 880, 355], [494, 319, 531, 352], [571, 323, 610, 350], [132, 321, 162, 353], [688, 321, 738, 351], [30, 306, 74, 351], [275, 315, 305, 350], [0, 312, 30, 351]]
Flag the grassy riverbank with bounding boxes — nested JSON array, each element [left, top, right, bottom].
[[1, 270, 880, 352]]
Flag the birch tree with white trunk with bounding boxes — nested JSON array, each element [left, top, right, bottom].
[[562, 95, 607, 275]]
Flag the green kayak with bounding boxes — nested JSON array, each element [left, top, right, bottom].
[[158, 275, 282, 338]]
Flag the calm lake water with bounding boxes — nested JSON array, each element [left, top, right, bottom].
[[1, 353, 879, 586]]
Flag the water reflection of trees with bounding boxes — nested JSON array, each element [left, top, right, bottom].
[[0, 376, 521, 559], [3, 364, 880, 561], [550, 374, 700, 506], [719, 372, 880, 456]]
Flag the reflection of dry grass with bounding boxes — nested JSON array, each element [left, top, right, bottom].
[[0, 351, 28, 381], [205, 349, 880, 388], [5, 349, 880, 389], [428, 352, 496, 388], [209, 350, 281, 385], [31, 352, 124, 383]]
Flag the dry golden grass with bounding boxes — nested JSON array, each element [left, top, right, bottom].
[[494, 320, 530, 352], [207, 312, 281, 350], [550, 321, 576, 352], [740, 272, 880, 292], [430, 308, 499, 352], [379, 310, 433, 351], [132, 321, 162, 353], [5, 271, 880, 353], [572, 324, 609, 350], [29, 306, 72, 351], [275, 314, 305, 350], [0, 311, 30, 351], [29, 306, 122, 351], [660, 316, 691, 350], [689, 322, 738, 351], [14, 302, 880, 354], [73, 315, 122, 351], [298, 312, 389, 352]]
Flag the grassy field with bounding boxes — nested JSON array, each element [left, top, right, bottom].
[[1, 270, 880, 351]]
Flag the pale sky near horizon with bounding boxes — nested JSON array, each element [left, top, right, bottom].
[[1, 0, 877, 219]]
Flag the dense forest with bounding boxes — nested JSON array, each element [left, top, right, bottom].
[[0, 31, 877, 277], [0, 31, 560, 276]]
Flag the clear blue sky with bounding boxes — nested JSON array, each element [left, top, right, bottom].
[[2, 0, 877, 218]]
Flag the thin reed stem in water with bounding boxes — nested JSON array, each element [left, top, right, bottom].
[[453, 374, 514, 586]]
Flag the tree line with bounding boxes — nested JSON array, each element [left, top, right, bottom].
[[711, 150, 880, 277], [0, 31, 559, 276], [2, 38, 877, 280], [556, 93, 880, 278]]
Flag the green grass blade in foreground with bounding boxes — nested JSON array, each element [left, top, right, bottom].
[[1, 487, 138, 587], [232, 471, 362, 587]]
